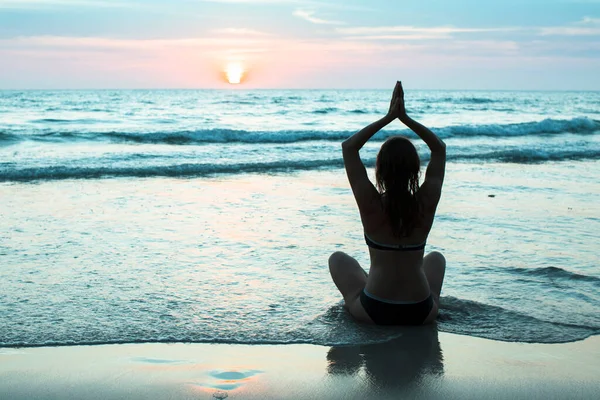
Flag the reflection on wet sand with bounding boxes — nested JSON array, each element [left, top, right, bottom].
[[327, 325, 443, 390]]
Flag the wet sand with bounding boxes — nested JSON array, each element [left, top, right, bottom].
[[1, 329, 599, 399]]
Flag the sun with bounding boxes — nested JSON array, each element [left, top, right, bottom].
[[224, 62, 245, 84]]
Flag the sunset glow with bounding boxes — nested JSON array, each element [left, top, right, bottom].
[[0, 1, 599, 89], [225, 63, 245, 84]]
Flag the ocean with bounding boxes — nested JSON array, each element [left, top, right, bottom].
[[1, 89, 599, 347]]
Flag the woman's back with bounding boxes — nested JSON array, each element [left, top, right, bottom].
[[328, 81, 447, 326], [363, 186, 439, 301]]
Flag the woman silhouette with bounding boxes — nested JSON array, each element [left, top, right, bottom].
[[329, 81, 446, 325]]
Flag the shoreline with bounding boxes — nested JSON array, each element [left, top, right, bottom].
[[2, 329, 599, 349], [2, 331, 599, 400]]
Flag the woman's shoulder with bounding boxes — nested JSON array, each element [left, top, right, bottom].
[[416, 182, 442, 213]]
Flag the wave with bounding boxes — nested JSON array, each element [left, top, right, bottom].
[[437, 296, 599, 343], [213, 100, 257, 105], [0, 337, 365, 348], [2, 118, 598, 146], [312, 107, 339, 114], [0, 132, 19, 144], [453, 149, 600, 163], [272, 96, 302, 103], [2, 296, 597, 348], [0, 159, 345, 182], [3, 146, 600, 182], [32, 118, 70, 123], [30, 118, 104, 124], [440, 117, 600, 138], [2, 129, 353, 145], [503, 266, 600, 284], [439, 96, 500, 104]]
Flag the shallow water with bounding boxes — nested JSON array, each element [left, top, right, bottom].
[[1, 163, 599, 346], [1, 90, 599, 346]]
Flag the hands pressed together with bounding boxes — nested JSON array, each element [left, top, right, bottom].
[[387, 81, 408, 121], [342, 80, 442, 153]]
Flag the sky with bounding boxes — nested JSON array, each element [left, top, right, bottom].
[[0, 0, 599, 89]]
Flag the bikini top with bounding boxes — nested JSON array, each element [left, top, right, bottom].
[[364, 233, 426, 251]]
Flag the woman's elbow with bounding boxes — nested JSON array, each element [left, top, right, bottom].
[[341, 139, 356, 153], [434, 139, 446, 154]]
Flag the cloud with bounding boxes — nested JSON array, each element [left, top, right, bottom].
[[539, 26, 600, 35], [579, 16, 600, 24], [0, 0, 132, 8], [337, 21, 600, 40], [199, 0, 298, 3], [336, 26, 517, 36], [3, 31, 597, 89], [444, 40, 520, 53], [343, 34, 451, 41], [0, 35, 267, 50], [537, 16, 600, 35], [293, 9, 344, 25], [211, 28, 271, 36], [335, 25, 521, 43], [0, 33, 527, 61]]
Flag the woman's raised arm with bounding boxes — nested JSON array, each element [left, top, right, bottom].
[[341, 81, 404, 152], [395, 82, 446, 154], [394, 82, 446, 202], [341, 83, 403, 218]]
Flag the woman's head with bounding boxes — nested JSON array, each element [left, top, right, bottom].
[[375, 136, 421, 236]]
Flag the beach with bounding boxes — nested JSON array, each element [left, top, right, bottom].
[[1, 89, 599, 398], [2, 332, 599, 399]]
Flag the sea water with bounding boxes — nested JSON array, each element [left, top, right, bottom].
[[1, 89, 599, 346]]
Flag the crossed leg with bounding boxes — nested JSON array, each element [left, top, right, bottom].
[[329, 250, 446, 324], [328, 251, 372, 323], [422, 251, 446, 323]]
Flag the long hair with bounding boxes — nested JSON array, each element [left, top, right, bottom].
[[375, 136, 421, 237]]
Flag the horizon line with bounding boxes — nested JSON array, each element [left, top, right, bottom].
[[1, 87, 599, 92]]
